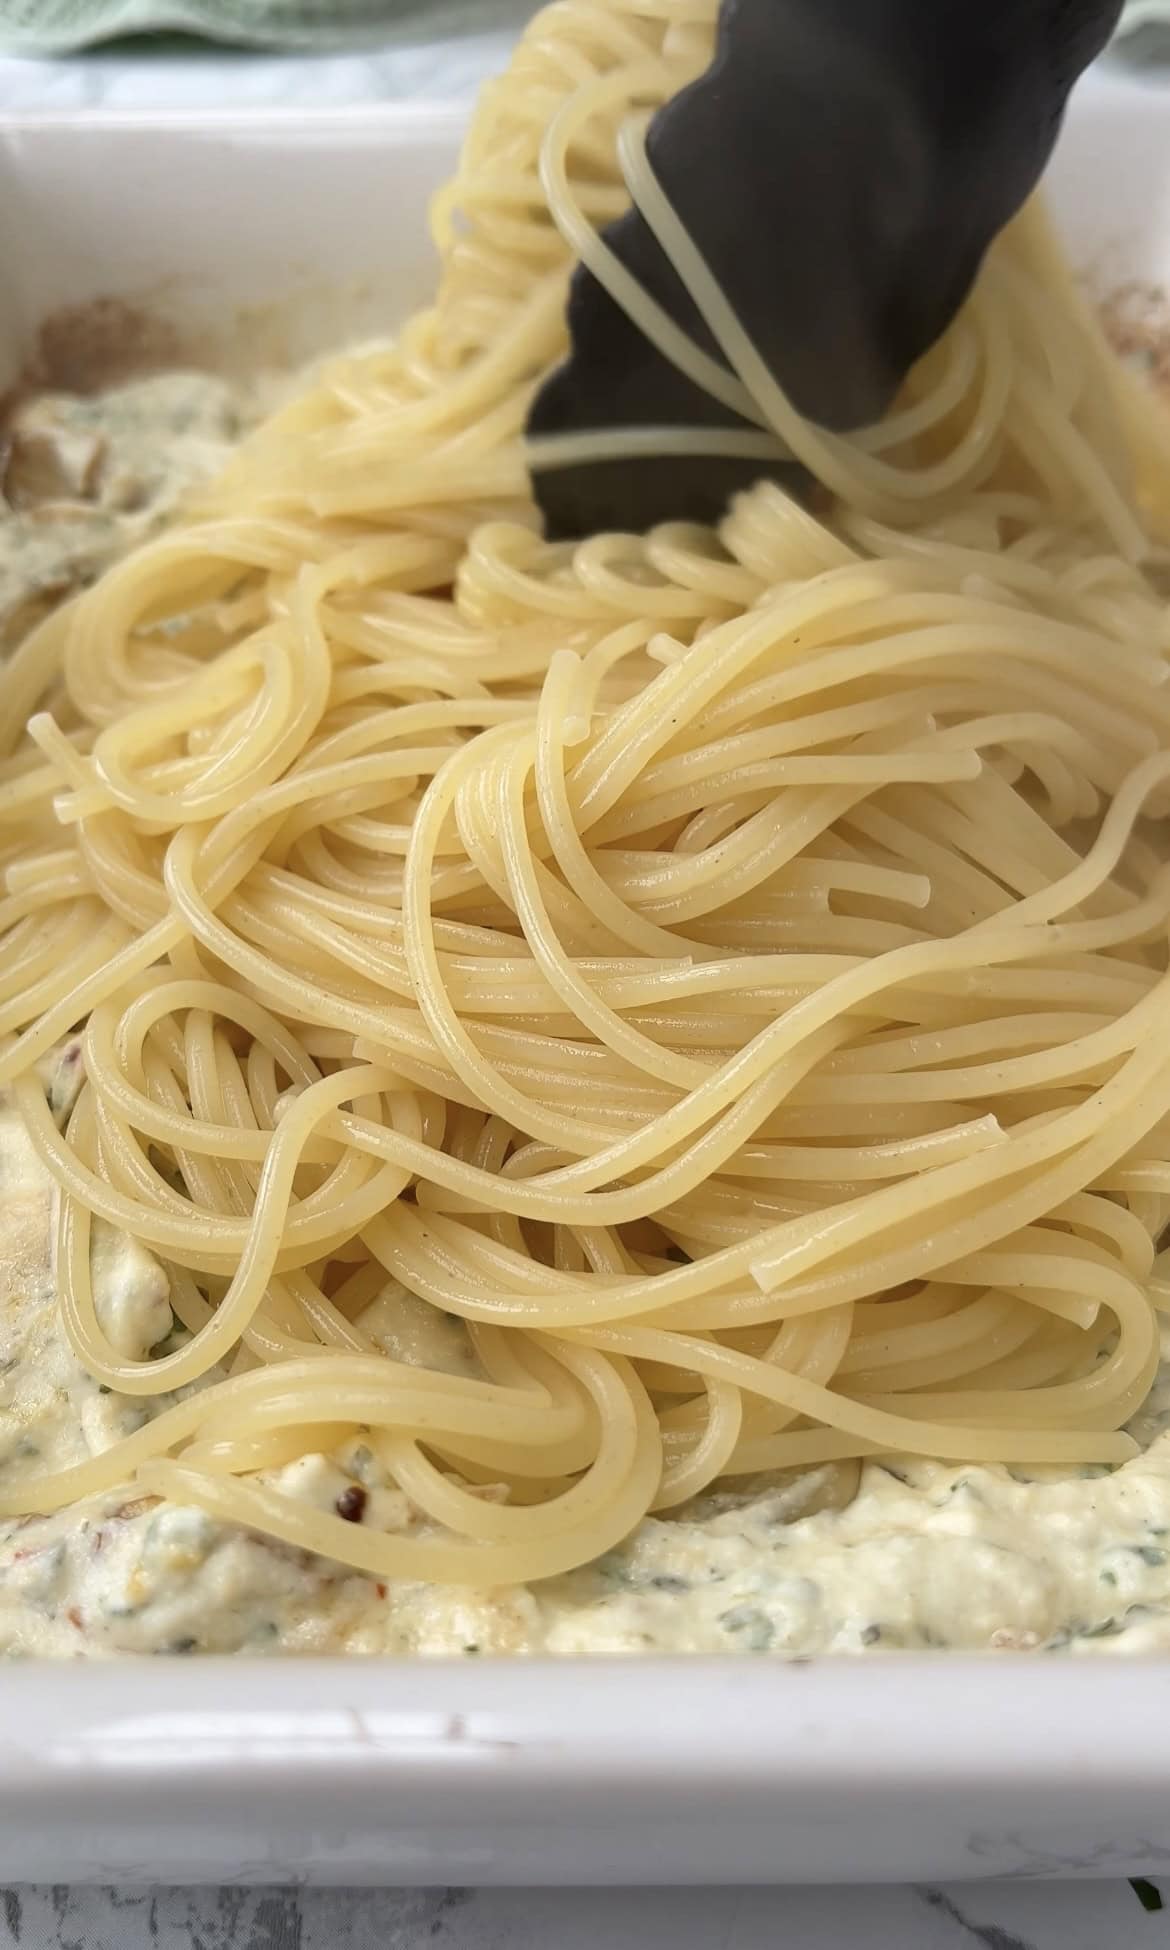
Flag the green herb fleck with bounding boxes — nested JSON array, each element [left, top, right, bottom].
[[1132, 1878, 1163, 1913], [718, 1606, 775, 1652]]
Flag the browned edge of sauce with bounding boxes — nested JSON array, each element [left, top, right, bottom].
[[0, 297, 185, 506]]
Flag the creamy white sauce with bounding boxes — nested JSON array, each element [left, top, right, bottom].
[[3, 1052, 1170, 1659], [0, 372, 247, 647]]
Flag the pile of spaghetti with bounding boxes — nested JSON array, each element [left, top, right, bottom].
[[5, 0, 1170, 1587]]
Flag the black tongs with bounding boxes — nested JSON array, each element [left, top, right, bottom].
[[529, 0, 1123, 540]]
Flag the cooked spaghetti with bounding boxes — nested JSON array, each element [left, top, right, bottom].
[[4, 0, 1170, 1591]]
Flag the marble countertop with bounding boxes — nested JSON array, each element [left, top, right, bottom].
[[3, 23, 1170, 1950], [0, 1877, 1168, 1950]]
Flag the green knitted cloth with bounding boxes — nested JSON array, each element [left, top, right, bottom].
[[0, 0, 1155, 57], [0, 0, 456, 50]]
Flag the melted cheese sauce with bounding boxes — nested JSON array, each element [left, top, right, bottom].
[[4, 1055, 1170, 1659]]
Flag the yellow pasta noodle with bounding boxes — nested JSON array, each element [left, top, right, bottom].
[[4, 0, 1170, 1586]]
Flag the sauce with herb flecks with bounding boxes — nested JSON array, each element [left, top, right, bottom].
[[5, 1049, 1170, 1659]]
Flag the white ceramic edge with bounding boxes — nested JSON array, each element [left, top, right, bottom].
[[1, 65, 1170, 1887], [2, 1659, 1170, 1886], [0, 105, 472, 391], [0, 100, 474, 129]]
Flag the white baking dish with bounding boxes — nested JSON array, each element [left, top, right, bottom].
[[2, 67, 1170, 1889], [0, 103, 467, 390]]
